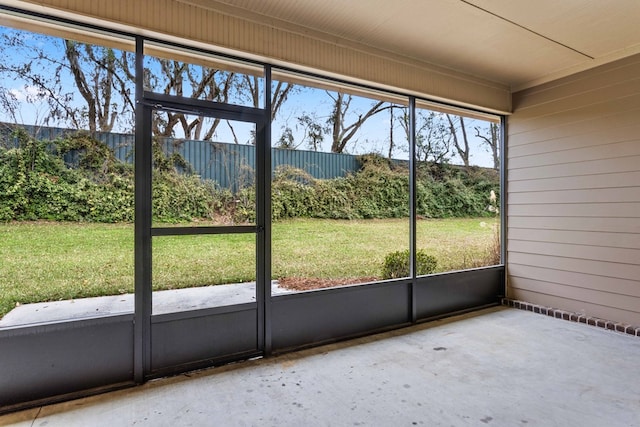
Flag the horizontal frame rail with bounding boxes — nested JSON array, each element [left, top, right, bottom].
[[141, 92, 266, 123], [151, 225, 258, 236]]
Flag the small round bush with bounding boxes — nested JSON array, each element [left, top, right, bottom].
[[382, 249, 437, 279]]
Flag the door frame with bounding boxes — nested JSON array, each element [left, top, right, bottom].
[[134, 61, 272, 379]]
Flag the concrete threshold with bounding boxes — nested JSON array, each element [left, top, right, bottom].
[[0, 282, 293, 327]]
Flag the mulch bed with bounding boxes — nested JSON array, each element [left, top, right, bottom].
[[277, 277, 379, 291]]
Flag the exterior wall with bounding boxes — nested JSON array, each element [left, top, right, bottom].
[[507, 54, 640, 325], [4, 0, 510, 113]]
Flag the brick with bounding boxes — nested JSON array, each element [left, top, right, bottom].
[[500, 301, 640, 340]]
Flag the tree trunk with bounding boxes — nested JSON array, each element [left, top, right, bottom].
[[446, 114, 470, 167]]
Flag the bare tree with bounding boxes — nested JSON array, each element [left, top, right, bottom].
[[446, 114, 470, 167], [270, 80, 296, 122], [149, 59, 236, 140], [387, 105, 405, 159], [327, 92, 390, 153], [240, 76, 296, 122], [64, 40, 128, 133], [0, 32, 76, 128], [241, 75, 298, 147], [0, 30, 135, 133], [152, 70, 295, 143], [475, 122, 500, 170]]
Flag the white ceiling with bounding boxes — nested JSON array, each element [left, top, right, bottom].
[[197, 0, 640, 91]]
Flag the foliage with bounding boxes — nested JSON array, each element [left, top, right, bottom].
[[396, 110, 452, 163], [271, 167, 316, 219], [381, 249, 438, 279], [269, 154, 498, 221], [415, 162, 499, 218], [270, 158, 411, 221], [153, 171, 211, 222], [0, 128, 90, 221], [0, 128, 499, 223], [0, 129, 241, 223], [55, 131, 120, 173]]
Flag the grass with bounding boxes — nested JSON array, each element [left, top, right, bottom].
[[0, 218, 499, 318]]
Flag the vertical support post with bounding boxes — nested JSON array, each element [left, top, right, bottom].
[[499, 115, 507, 297], [258, 65, 273, 355], [134, 36, 152, 382], [408, 96, 417, 323]]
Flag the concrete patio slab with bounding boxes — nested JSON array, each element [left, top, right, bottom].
[[1, 307, 639, 426]]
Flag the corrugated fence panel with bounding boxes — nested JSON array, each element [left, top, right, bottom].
[[2, 123, 362, 191], [273, 148, 358, 179]]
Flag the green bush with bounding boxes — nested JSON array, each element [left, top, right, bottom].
[[0, 130, 499, 224], [55, 132, 119, 172], [269, 155, 497, 221], [381, 249, 438, 279], [0, 134, 89, 221], [0, 130, 238, 223], [271, 166, 315, 219]]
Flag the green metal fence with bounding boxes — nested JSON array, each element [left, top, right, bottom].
[[1, 123, 360, 191]]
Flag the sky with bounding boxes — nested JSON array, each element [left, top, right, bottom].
[[0, 25, 498, 168]]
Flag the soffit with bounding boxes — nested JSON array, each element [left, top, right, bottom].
[[186, 0, 640, 91]]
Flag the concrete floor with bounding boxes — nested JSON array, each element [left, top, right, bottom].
[[2, 307, 639, 427]]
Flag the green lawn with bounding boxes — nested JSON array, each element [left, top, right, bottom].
[[0, 218, 499, 318]]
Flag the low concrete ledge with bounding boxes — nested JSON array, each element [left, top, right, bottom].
[[0, 282, 293, 328]]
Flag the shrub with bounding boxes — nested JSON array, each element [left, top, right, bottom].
[[381, 249, 437, 279], [0, 134, 90, 221], [55, 132, 119, 173], [271, 166, 316, 219], [0, 128, 500, 223]]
